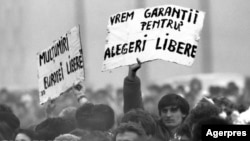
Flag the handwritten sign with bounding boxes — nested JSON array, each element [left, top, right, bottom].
[[102, 5, 205, 71], [37, 26, 84, 104]]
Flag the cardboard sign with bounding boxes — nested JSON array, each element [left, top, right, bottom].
[[102, 5, 205, 71], [37, 26, 84, 104]]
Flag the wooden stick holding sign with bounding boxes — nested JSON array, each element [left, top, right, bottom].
[[102, 5, 205, 71]]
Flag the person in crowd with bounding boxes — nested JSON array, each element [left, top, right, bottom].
[[114, 122, 147, 141], [80, 130, 112, 141], [212, 97, 237, 115], [175, 123, 191, 141], [123, 59, 190, 141], [121, 108, 157, 137], [143, 96, 159, 115], [0, 104, 20, 140], [15, 128, 36, 141], [0, 104, 13, 113], [35, 117, 75, 140], [70, 128, 113, 141], [0, 121, 14, 140], [184, 97, 223, 129], [238, 77, 250, 107], [75, 102, 115, 132], [159, 84, 175, 97], [225, 81, 240, 103], [185, 78, 203, 108], [191, 116, 230, 141], [70, 128, 90, 139]]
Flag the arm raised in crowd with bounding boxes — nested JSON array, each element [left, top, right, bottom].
[[45, 99, 56, 118], [123, 58, 144, 113]]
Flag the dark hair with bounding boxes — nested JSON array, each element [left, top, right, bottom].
[[176, 123, 191, 139], [0, 104, 13, 113], [192, 116, 230, 141], [121, 108, 156, 136], [70, 128, 89, 139], [0, 121, 14, 140], [82, 130, 112, 141], [184, 101, 221, 128], [158, 93, 189, 116], [75, 103, 115, 131], [212, 97, 237, 116], [114, 122, 146, 140], [0, 112, 20, 133], [35, 117, 75, 140]]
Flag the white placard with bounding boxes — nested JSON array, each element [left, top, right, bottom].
[[37, 26, 84, 104], [102, 5, 205, 71]]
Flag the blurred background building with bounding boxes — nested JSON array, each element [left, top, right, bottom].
[[0, 0, 250, 90], [1, 0, 250, 128]]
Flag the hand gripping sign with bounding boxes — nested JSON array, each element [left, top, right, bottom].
[[102, 5, 205, 71], [37, 26, 84, 104]]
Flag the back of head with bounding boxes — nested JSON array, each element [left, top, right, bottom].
[[121, 108, 156, 136], [114, 122, 146, 141], [192, 116, 230, 141], [185, 101, 221, 128], [75, 103, 115, 131], [158, 93, 189, 116], [82, 130, 112, 141], [93, 104, 115, 130], [35, 117, 75, 140]]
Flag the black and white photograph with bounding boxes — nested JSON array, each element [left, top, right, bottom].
[[0, 0, 250, 141]]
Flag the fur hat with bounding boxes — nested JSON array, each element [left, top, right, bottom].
[[35, 117, 75, 140], [158, 93, 189, 115], [75, 103, 114, 131]]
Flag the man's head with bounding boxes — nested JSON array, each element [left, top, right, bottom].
[[158, 93, 189, 129], [35, 117, 75, 140], [114, 122, 146, 141], [121, 108, 156, 137], [191, 116, 230, 141], [75, 103, 115, 131]]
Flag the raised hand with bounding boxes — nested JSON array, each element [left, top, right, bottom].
[[45, 98, 56, 118], [128, 58, 142, 80]]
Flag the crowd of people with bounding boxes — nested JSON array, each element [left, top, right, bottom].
[[1, 60, 250, 141]]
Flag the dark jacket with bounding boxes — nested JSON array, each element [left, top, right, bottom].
[[123, 76, 174, 141]]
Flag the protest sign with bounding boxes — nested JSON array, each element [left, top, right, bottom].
[[102, 5, 205, 71], [37, 26, 84, 104]]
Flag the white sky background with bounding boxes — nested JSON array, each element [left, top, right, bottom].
[[0, 0, 249, 90]]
